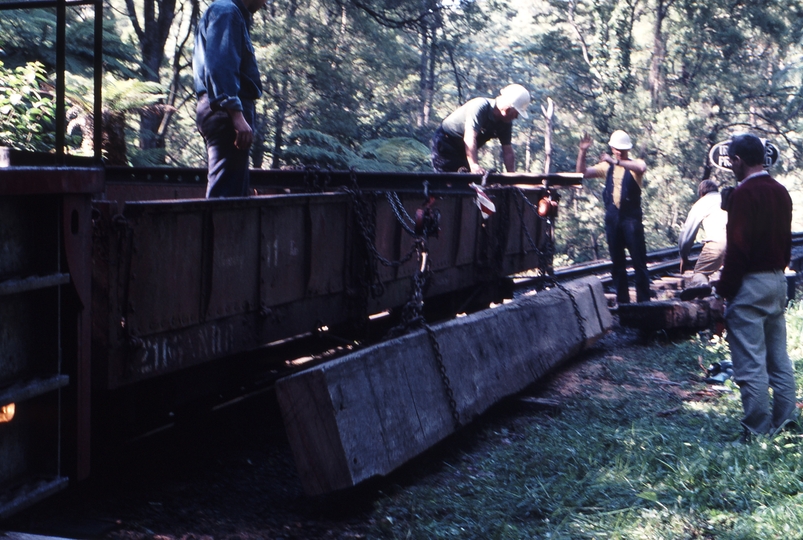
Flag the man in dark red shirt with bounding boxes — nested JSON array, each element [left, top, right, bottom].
[[716, 133, 797, 440]]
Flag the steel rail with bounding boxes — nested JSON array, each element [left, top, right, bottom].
[[518, 231, 803, 289]]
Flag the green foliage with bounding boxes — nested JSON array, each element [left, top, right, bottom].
[[64, 72, 167, 163], [65, 73, 166, 114], [0, 10, 60, 69], [363, 298, 803, 538], [282, 129, 368, 169], [361, 137, 431, 171], [0, 9, 137, 77], [5, 0, 803, 260], [282, 129, 429, 171], [0, 61, 56, 152]]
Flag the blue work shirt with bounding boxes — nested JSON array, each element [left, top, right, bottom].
[[193, 0, 262, 112]]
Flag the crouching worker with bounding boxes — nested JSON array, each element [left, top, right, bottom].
[[677, 180, 728, 299], [431, 84, 530, 174]]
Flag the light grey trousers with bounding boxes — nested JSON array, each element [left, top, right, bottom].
[[725, 270, 797, 435]]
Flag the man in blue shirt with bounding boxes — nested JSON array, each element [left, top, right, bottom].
[[193, 0, 266, 198]]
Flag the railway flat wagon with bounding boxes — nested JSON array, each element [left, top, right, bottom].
[[1, 161, 580, 518], [93, 169, 576, 390]]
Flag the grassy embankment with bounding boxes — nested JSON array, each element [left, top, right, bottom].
[[362, 289, 803, 539]]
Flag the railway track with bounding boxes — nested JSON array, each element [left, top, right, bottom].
[[544, 231, 803, 290]]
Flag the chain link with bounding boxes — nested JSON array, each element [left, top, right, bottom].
[[384, 232, 461, 429], [385, 239, 429, 338], [343, 171, 419, 271], [512, 187, 557, 275], [514, 188, 545, 256], [385, 191, 417, 236], [424, 322, 460, 429], [302, 165, 332, 192], [342, 172, 458, 425]]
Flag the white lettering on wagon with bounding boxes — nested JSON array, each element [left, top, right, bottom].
[[219, 254, 245, 269], [134, 323, 237, 376]]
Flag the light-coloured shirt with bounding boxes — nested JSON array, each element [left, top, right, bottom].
[[678, 191, 728, 259]]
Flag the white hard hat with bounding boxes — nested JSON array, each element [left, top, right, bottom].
[[608, 130, 633, 150], [498, 84, 530, 119]]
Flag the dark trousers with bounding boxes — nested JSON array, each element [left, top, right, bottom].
[[606, 213, 651, 303], [430, 127, 469, 172], [196, 93, 255, 198]]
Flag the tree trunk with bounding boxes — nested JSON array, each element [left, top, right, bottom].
[[446, 45, 464, 104], [421, 26, 437, 127], [271, 79, 289, 169], [251, 101, 267, 169], [416, 24, 430, 129], [417, 2, 441, 129], [126, 0, 178, 161], [158, 0, 200, 148], [649, 0, 673, 109], [541, 98, 554, 174], [103, 111, 129, 166]]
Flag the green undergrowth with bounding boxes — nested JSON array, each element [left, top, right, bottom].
[[361, 293, 803, 539]]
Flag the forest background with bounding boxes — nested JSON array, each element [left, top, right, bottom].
[[2, 0, 803, 267]]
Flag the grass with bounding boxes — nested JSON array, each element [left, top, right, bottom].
[[357, 290, 803, 539]]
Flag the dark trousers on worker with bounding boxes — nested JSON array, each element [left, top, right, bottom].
[[606, 213, 651, 303], [196, 93, 255, 198], [430, 127, 469, 173]]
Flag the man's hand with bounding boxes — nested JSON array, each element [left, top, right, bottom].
[[229, 110, 253, 150], [464, 129, 483, 174], [600, 152, 615, 165], [579, 132, 593, 151]]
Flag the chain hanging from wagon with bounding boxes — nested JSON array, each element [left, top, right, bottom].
[[341, 170, 461, 427], [479, 180, 586, 349], [511, 185, 587, 349], [512, 185, 559, 275]]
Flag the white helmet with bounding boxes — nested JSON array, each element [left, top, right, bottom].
[[498, 84, 530, 119], [608, 130, 633, 150]]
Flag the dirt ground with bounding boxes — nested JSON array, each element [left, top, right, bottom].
[[2, 324, 689, 540]]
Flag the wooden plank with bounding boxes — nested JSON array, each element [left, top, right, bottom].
[[652, 276, 685, 291], [618, 296, 721, 331], [275, 276, 612, 495]]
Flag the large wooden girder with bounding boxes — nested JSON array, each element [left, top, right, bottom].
[[276, 277, 613, 496]]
